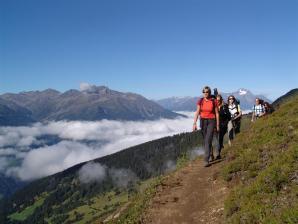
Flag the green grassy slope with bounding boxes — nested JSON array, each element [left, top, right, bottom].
[[272, 88, 298, 108], [222, 94, 298, 223]]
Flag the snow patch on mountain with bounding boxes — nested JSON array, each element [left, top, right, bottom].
[[239, 89, 248, 95]]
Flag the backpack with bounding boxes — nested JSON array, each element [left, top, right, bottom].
[[235, 99, 240, 106], [222, 104, 231, 121], [218, 103, 231, 126], [264, 102, 274, 114]]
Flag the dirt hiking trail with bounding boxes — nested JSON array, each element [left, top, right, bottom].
[[141, 158, 229, 224]]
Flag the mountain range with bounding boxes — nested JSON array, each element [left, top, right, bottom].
[[0, 86, 184, 126], [155, 88, 272, 111], [0, 87, 272, 126]]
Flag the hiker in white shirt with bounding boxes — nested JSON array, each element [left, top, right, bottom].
[[227, 95, 242, 146], [251, 98, 265, 122]]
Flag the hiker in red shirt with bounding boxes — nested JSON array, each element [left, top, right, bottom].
[[193, 86, 220, 167]]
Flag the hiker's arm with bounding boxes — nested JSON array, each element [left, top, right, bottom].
[[251, 106, 255, 121], [215, 106, 219, 131], [234, 105, 242, 120], [235, 111, 242, 120], [193, 105, 200, 131]]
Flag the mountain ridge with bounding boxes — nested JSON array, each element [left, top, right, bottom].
[[0, 86, 184, 126], [155, 88, 272, 111]]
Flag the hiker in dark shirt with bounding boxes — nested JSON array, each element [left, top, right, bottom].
[[215, 94, 231, 158]]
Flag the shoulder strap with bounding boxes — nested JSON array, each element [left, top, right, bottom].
[[198, 98, 203, 114], [235, 102, 239, 113], [199, 98, 204, 107], [212, 99, 215, 114], [234, 101, 239, 113]]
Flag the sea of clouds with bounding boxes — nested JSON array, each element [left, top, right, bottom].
[[0, 112, 199, 181]]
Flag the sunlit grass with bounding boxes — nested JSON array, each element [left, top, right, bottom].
[[222, 96, 298, 223]]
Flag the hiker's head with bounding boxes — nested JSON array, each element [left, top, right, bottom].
[[202, 86, 211, 98], [228, 95, 235, 104], [216, 94, 223, 104], [255, 98, 260, 105]]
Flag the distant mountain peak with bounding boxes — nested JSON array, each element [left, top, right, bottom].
[[238, 89, 248, 95], [79, 83, 111, 94], [43, 88, 60, 93]]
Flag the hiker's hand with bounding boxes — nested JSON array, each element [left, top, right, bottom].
[[193, 123, 197, 131], [216, 125, 220, 132]]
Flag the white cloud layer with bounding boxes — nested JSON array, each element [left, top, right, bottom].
[[1, 112, 198, 181]]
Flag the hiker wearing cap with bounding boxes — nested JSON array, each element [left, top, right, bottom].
[[251, 98, 266, 122], [193, 86, 219, 167], [227, 95, 242, 145]]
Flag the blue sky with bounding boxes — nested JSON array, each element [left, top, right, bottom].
[[1, 0, 297, 100]]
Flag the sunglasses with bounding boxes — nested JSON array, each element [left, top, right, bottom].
[[202, 91, 209, 94]]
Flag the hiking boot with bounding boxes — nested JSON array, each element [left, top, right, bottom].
[[209, 154, 215, 162], [215, 155, 222, 160], [204, 162, 211, 167]]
